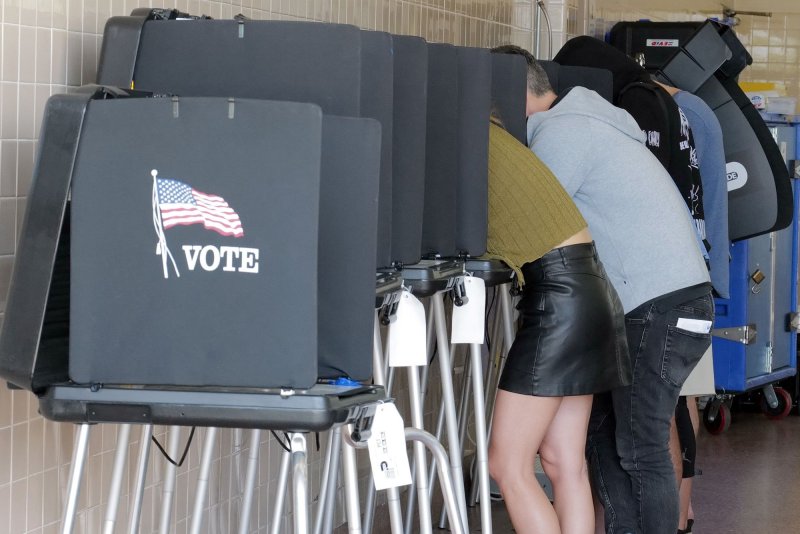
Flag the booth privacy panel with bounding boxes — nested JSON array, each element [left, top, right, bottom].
[[422, 43, 459, 257], [541, 61, 613, 104], [0, 93, 89, 392], [98, 17, 398, 268], [610, 19, 793, 240], [128, 20, 362, 116], [69, 97, 324, 389], [456, 47, 491, 257], [318, 115, 381, 381], [359, 31, 394, 268], [490, 53, 528, 145], [390, 35, 428, 266]]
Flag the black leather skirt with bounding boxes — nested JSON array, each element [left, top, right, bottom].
[[498, 242, 631, 397]]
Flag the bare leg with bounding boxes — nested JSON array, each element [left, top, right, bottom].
[[684, 396, 701, 531], [539, 395, 595, 534], [489, 390, 562, 534]]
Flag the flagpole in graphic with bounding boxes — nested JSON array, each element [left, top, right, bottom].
[[151, 169, 180, 278]]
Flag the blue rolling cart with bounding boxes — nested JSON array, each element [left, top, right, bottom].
[[705, 121, 799, 433]]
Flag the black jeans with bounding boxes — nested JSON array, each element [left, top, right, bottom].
[[587, 290, 713, 534]]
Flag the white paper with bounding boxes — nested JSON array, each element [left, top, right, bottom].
[[367, 403, 412, 490], [451, 276, 486, 344], [387, 291, 427, 367], [676, 318, 713, 334]]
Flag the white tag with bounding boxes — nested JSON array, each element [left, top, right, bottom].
[[387, 291, 427, 367], [451, 276, 486, 344], [676, 318, 712, 334], [367, 403, 412, 490]]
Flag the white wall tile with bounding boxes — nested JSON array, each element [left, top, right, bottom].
[[5, 0, 23, 25], [0, 199, 16, 255]]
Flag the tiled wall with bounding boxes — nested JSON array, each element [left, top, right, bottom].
[[0, 1, 534, 533]]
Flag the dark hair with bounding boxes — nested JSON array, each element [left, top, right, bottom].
[[491, 44, 553, 97]]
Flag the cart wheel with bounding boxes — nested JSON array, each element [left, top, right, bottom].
[[760, 387, 792, 420], [703, 402, 731, 435]]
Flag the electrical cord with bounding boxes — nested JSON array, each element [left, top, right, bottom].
[[151, 426, 196, 467], [271, 430, 291, 453]]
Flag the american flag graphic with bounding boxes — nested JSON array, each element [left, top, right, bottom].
[[155, 178, 244, 237]]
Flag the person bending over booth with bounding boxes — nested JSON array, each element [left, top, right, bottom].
[[485, 116, 631, 534], [491, 45, 713, 534]]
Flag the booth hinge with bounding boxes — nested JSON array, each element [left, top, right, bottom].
[[378, 290, 403, 325], [349, 399, 384, 443], [712, 324, 756, 345], [451, 276, 469, 307]]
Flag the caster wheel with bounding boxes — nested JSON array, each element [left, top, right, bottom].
[[761, 387, 792, 420], [703, 402, 731, 435]]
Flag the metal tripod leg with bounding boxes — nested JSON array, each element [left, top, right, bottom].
[[62, 424, 91, 534], [189, 427, 218, 534], [103, 423, 131, 534], [269, 445, 292, 534], [469, 284, 511, 506], [361, 311, 404, 534], [431, 292, 469, 530], [128, 424, 153, 534], [439, 347, 472, 530], [404, 428, 467, 534], [343, 424, 468, 534], [404, 307, 437, 531], [290, 433, 310, 534], [158, 426, 182, 534], [408, 365, 433, 534], [403, 309, 437, 533], [238, 429, 262, 534], [314, 428, 340, 534], [341, 427, 362, 534], [469, 342, 493, 534]]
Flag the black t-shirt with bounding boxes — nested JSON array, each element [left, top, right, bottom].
[[618, 81, 706, 246]]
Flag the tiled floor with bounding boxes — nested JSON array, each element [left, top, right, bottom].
[[362, 408, 800, 533]]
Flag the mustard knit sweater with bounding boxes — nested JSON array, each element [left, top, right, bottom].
[[484, 122, 587, 285]]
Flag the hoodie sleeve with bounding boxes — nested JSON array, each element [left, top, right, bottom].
[[528, 116, 590, 197]]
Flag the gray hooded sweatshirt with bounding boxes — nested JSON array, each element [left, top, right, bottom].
[[527, 87, 709, 313]]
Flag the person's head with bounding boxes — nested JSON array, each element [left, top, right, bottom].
[[491, 44, 556, 116]]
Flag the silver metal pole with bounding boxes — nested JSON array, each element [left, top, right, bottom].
[[103, 424, 131, 534], [439, 347, 472, 530], [238, 429, 262, 534], [408, 365, 433, 534], [158, 426, 182, 534], [403, 309, 438, 533], [470, 343, 493, 534], [341, 428, 362, 534], [470, 286, 506, 506], [322, 427, 343, 534], [62, 424, 91, 534], [189, 427, 218, 534], [432, 292, 469, 529], [314, 429, 337, 534], [290, 433, 310, 534], [533, 0, 542, 58], [269, 447, 292, 534], [128, 424, 153, 534], [404, 428, 467, 534], [341, 426, 467, 534], [365, 312, 404, 534]]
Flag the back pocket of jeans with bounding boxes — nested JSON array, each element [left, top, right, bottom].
[[660, 325, 711, 387]]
